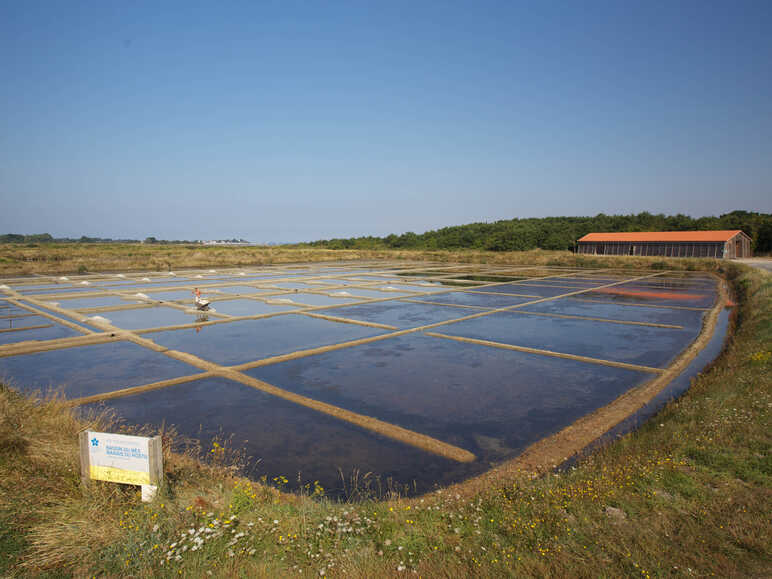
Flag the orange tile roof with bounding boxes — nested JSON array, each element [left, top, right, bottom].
[[578, 230, 745, 243]]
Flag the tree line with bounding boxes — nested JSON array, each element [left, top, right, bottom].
[[0, 235, 255, 245], [0, 234, 198, 245], [296, 211, 772, 253]]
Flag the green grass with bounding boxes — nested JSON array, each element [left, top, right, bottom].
[[0, 260, 769, 577]]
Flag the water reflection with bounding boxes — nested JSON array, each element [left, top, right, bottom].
[[147, 315, 386, 366], [250, 334, 651, 464], [82, 377, 470, 498], [0, 341, 198, 398], [441, 311, 699, 368]]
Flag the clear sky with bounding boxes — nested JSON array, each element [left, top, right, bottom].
[[1, 1, 770, 243]]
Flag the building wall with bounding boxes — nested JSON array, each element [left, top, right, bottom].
[[725, 235, 752, 258], [578, 233, 753, 258], [577, 241, 726, 257]]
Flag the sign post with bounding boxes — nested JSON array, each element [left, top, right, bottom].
[[79, 431, 163, 502]]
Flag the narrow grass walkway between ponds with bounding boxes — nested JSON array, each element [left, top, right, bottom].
[[0, 261, 769, 577]]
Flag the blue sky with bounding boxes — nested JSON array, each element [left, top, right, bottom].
[[1, 1, 770, 242]]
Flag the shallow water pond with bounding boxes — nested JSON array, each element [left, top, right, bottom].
[[0, 265, 724, 498], [207, 298, 299, 317], [523, 298, 706, 328], [439, 310, 699, 368], [84, 306, 202, 330], [146, 314, 386, 366], [53, 296, 144, 309], [412, 291, 535, 308], [330, 301, 474, 329], [267, 292, 358, 307], [0, 322, 81, 346], [0, 341, 198, 397], [82, 377, 470, 497], [250, 334, 651, 465]]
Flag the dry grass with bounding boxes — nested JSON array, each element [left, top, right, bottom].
[[0, 386, 110, 572], [0, 386, 265, 576], [0, 243, 723, 276]]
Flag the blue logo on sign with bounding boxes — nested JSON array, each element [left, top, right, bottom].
[[91, 437, 99, 447]]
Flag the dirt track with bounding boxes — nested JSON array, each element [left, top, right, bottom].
[[735, 258, 772, 272]]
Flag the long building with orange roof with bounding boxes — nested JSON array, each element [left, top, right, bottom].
[[576, 230, 752, 258]]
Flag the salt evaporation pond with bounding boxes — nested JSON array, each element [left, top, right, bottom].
[[0, 262, 725, 498]]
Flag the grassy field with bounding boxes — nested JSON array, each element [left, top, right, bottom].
[[0, 252, 769, 577], [0, 242, 729, 276]]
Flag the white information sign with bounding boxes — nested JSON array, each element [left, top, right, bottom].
[[80, 431, 162, 501], [85, 431, 152, 485]]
